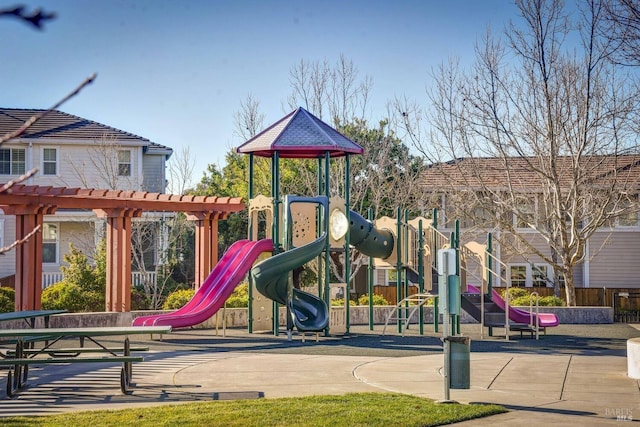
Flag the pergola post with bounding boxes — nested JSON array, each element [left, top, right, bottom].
[[94, 208, 141, 312], [187, 212, 220, 288], [2, 205, 56, 310]]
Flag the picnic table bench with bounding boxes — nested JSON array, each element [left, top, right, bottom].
[[0, 325, 171, 397]]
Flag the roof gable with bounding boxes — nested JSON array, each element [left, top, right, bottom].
[[0, 108, 172, 157], [421, 155, 640, 191], [236, 107, 364, 158]]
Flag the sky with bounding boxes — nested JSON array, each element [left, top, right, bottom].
[[1, 0, 520, 188]]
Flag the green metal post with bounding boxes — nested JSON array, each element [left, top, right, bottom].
[[454, 221, 460, 335], [367, 207, 374, 330], [344, 154, 351, 333], [418, 219, 424, 335], [487, 232, 494, 337], [432, 207, 438, 333], [487, 232, 493, 295], [403, 209, 410, 331], [323, 152, 331, 336], [272, 152, 280, 336], [248, 153, 254, 333], [396, 206, 402, 334], [432, 208, 438, 271], [317, 157, 323, 300], [434, 296, 439, 333]]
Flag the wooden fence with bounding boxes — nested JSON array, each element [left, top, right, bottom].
[[371, 285, 640, 321]]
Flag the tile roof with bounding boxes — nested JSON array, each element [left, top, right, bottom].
[[0, 108, 172, 157], [236, 107, 364, 158], [420, 155, 640, 191]]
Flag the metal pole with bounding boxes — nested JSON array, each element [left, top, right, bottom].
[[368, 207, 374, 330], [396, 206, 402, 334], [323, 151, 331, 336], [248, 153, 254, 333], [442, 251, 451, 402], [344, 154, 351, 333], [418, 219, 424, 335], [433, 208, 439, 333], [272, 151, 280, 336], [317, 157, 323, 299]]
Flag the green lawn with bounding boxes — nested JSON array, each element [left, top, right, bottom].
[[2, 393, 506, 427]]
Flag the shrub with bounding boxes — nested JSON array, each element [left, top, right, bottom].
[[331, 298, 356, 306], [500, 287, 529, 300], [539, 295, 565, 306], [0, 287, 14, 313], [506, 290, 565, 307], [42, 282, 87, 312], [225, 282, 249, 308], [42, 242, 107, 312], [163, 288, 195, 310], [131, 287, 150, 310], [358, 294, 390, 306]]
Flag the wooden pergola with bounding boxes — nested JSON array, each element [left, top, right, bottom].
[[0, 185, 244, 312]]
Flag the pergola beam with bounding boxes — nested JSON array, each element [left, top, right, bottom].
[[0, 184, 244, 312]]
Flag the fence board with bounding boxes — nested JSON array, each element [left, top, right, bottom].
[[372, 284, 640, 313]]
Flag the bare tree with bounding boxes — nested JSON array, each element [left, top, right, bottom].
[[396, 0, 640, 305], [601, 0, 640, 65], [166, 146, 196, 195], [234, 94, 265, 142], [286, 54, 372, 125]]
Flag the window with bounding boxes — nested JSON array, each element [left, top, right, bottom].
[[508, 263, 553, 287], [509, 265, 527, 287], [532, 264, 550, 287], [118, 150, 131, 176], [617, 196, 638, 227], [42, 148, 57, 175], [0, 148, 25, 175], [42, 223, 59, 264], [514, 196, 536, 229]]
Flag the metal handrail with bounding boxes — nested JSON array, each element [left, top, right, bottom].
[[382, 293, 434, 336], [529, 291, 540, 340]]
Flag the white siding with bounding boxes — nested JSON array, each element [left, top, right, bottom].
[[29, 143, 144, 190], [588, 230, 640, 288], [0, 213, 16, 280]]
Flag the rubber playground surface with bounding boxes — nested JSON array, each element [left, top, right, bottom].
[[1, 323, 639, 426]]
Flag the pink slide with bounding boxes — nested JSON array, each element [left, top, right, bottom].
[[467, 284, 559, 327], [132, 239, 273, 329]]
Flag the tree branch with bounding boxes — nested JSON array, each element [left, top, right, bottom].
[[0, 5, 56, 30]]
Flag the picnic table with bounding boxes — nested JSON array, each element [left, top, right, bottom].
[[0, 325, 171, 397], [0, 309, 67, 329]]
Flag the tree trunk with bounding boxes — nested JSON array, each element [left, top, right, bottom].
[[563, 269, 577, 306], [551, 249, 560, 298]]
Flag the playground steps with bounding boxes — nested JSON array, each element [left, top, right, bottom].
[[461, 292, 505, 326], [461, 293, 541, 337]]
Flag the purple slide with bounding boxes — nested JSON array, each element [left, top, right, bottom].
[[467, 284, 559, 327], [132, 239, 273, 328]]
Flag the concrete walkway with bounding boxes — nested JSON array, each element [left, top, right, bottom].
[[1, 324, 639, 425]]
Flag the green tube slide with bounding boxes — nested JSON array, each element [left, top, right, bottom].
[[252, 233, 327, 305], [348, 210, 394, 259]]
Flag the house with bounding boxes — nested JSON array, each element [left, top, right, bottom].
[[417, 155, 640, 294], [0, 108, 173, 288]]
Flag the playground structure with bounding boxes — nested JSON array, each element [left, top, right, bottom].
[[130, 106, 558, 340]]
